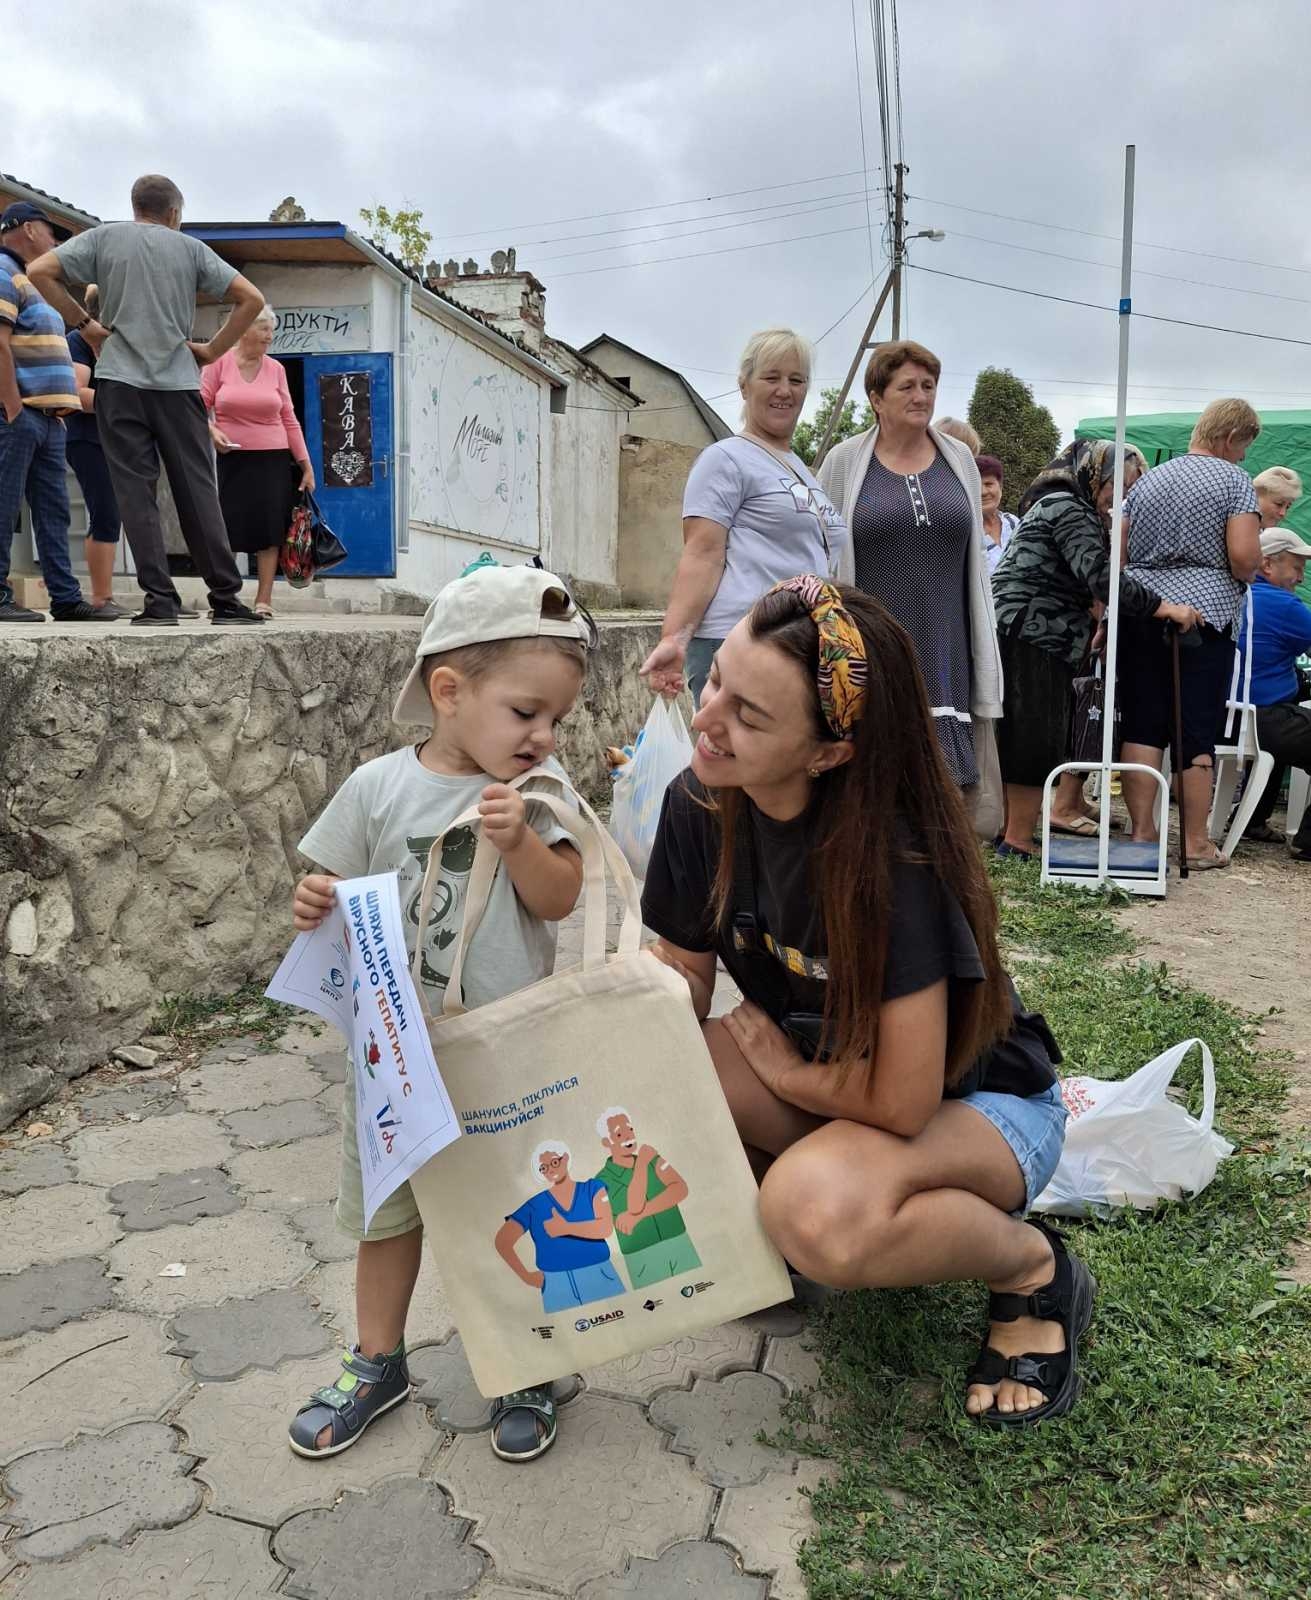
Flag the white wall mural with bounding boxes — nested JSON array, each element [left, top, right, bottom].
[[409, 310, 541, 548]]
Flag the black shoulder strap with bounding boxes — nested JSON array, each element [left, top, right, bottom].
[[730, 808, 759, 920]]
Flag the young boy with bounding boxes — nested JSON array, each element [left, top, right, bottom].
[[287, 563, 591, 1464]]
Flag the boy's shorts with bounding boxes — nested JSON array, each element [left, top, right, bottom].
[[336, 1060, 424, 1241]]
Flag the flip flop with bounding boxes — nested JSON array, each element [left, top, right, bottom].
[[1184, 851, 1229, 871], [1050, 816, 1099, 837]]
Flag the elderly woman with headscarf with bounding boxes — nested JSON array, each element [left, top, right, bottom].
[[641, 326, 846, 704], [817, 341, 1003, 836], [991, 439, 1201, 858]]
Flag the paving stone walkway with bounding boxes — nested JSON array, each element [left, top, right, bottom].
[[0, 913, 833, 1598]]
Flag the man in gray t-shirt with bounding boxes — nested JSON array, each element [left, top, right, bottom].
[[29, 174, 267, 626]]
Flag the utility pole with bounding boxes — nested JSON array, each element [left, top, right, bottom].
[[890, 162, 907, 340], [811, 167, 942, 470], [811, 267, 896, 470]]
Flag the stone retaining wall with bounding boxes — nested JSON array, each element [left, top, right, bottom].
[[0, 618, 663, 1126]]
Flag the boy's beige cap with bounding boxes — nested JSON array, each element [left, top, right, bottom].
[[392, 565, 590, 727]]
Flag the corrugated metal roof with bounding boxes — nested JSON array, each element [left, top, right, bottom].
[[186, 219, 569, 378], [0, 173, 100, 227]]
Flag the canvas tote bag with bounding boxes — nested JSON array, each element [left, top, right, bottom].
[[406, 770, 792, 1397]]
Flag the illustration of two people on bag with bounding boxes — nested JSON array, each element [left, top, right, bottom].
[[493, 1107, 702, 1313]]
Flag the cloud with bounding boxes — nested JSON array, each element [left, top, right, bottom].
[[11, 0, 1310, 444]]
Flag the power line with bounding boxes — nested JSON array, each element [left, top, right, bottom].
[[513, 185, 883, 254], [891, 0, 905, 168], [550, 221, 873, 279], [529, 191, 884, 267], [434, 168, 868, 244], [937, 367, 1311, 401], [909, 262, 1311, 350], [909, 191, 1311, 280], [814, 281, 876, 345], [940, 227, 1311, 309], [848, 0, 881, 287]]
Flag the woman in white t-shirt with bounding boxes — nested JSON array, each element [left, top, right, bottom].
[[641, 328, 847, 704]]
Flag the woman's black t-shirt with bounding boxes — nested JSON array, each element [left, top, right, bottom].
[[640, 774, 1058, 1100]]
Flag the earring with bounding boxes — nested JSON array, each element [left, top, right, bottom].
[[808, 767, 822, 778]]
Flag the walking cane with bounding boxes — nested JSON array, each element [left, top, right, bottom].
[[1169, 623, 1189, 881]]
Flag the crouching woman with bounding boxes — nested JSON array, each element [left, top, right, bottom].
[[641, 577, 1094, 1426]]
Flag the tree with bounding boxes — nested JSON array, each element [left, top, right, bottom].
[[358, 204, 433, 273], [793, 386, 874, 466], [967, 367, 1060, 511]]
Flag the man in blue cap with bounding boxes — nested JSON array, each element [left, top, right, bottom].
[[1238, 528, 1311, 860], [0, 202, 103, 622]]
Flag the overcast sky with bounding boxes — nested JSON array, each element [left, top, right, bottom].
[[12, 0, 1311, 440]]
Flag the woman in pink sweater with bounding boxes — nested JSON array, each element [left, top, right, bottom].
[[201, 307, 315, 617]]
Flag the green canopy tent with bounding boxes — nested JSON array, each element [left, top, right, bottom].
[[1076, 408, 1311, 603]]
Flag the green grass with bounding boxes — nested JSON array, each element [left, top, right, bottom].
[[150, 980, 300, 1053], [797, 861, 1311, 1599]]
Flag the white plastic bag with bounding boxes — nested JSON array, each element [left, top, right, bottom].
[[1032, 1038, 1234, 1216], [609, 698, 694, 877]]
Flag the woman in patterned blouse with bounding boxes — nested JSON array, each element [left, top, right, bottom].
[[1119, 400, 1263, 868]]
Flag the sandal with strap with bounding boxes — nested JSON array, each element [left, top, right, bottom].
[[288, 1345, 411, 1458], [490, 1386, 559, 1462], [965, 1218, 1097, 1430]]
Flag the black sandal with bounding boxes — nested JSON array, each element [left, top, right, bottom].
[[288, 1345, 411, 1458], [965, 1218, 1096, 1430], [489, 1387, 558, 1462]]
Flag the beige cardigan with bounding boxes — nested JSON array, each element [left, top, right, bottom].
[[817, 424, 1003, 720]]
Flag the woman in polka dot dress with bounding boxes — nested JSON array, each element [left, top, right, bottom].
[[818, 342, 1003, 820]]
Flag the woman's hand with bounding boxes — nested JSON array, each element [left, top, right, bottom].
[[640, 636, 687, 699], [209, 425, 238, 453], [1159, 601, 1202, 633], [721, 1000, 804, 1096], [647, 944, 711, 1014], [298, 460, 316, 492], [292, 872, 340, 932]]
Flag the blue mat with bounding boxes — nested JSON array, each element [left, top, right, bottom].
[[1047, 835, 1163, 875]]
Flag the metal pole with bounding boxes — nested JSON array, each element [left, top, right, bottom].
[[1098, 143, 1136, 886], [813, 267, 896, 470], [1171, 625, 1189, 879], [890, 162, 906, 340]]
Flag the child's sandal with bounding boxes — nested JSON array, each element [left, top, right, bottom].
[[287, 1345, 411, 1458], [490, 1387, 558, 1462], [965, 1218, 1097, 1430]]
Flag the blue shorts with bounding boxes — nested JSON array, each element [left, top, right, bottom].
[[959, 1081, 1067, 1211], [541, 1259, 625, 1313]]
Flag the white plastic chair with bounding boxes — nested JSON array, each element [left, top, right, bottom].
[[1284, 698, 1311, 842], [1209, 590, 1274, 859]]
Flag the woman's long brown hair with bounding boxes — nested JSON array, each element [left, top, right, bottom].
[[709, 584, 1012, 1087]]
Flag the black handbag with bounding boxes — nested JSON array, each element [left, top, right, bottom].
[[1070, 657, 1118, 763], [305, 492, 348, 575]]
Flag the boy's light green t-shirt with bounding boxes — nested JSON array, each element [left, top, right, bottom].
[[299, 747, 575, 1011]]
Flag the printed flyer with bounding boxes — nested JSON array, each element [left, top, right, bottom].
[[266, 873, 461, 1228]]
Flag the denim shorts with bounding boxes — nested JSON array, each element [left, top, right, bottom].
[[958, 1080, 1067, 1211]]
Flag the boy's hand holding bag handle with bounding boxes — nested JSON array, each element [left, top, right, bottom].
[[406, 767, 792, 1398]]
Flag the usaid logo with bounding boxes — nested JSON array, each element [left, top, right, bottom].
[[573, 1308, 626, 1333]]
